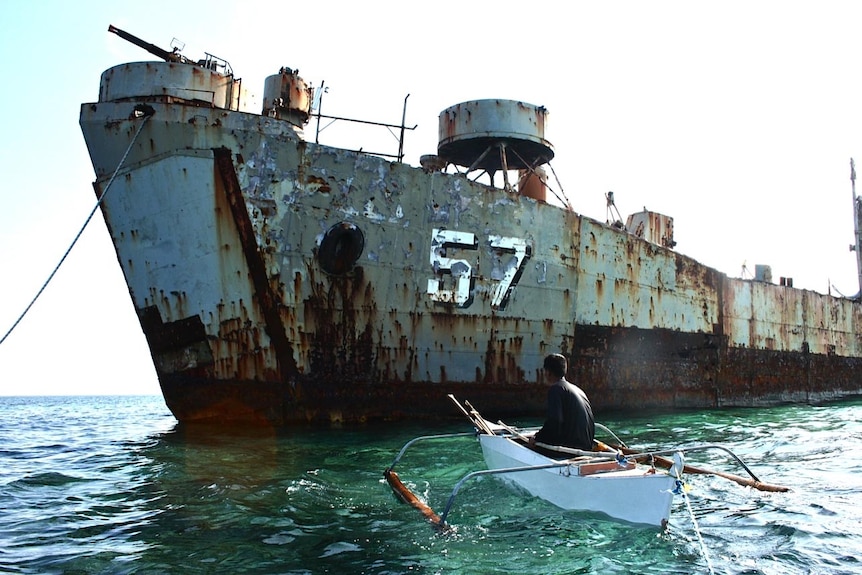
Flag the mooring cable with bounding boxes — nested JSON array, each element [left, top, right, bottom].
[[0, 111, 152, 347]]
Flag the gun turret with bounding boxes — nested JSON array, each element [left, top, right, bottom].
[[107, 24, 193, 65]]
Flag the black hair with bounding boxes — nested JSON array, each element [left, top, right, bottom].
[[543, 353, 568, 378]]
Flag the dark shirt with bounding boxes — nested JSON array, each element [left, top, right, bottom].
[[534, 379, 595, 450]]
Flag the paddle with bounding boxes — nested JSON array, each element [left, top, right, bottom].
[[447, 394, 497, 435], [614, 445, 790, 493], [495, 420, 531, 443]]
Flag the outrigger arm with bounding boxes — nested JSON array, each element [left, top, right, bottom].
[[384, 431, 477, 526], [437, 461, 580, 526]]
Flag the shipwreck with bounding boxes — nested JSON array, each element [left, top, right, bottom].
[[78, 26, 862, 424]]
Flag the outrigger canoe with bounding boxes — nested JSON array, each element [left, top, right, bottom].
[[384, 396, 788, 529]]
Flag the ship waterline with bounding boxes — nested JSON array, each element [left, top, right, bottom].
[[80, 49, 862, 424]]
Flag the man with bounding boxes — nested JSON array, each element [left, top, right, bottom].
[[529, 353, 595, 452]]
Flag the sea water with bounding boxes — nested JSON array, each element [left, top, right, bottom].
[[1, 395, 860, 575]]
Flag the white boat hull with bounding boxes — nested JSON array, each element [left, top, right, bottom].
[[479, 434, 678, 527]]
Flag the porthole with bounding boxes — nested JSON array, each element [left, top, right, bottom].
[[317, 222, 365, 275]]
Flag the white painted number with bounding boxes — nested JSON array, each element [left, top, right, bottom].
[[427, 228, 530, 309], [488, 235, 531, 309], [427, 228, 477, 306]]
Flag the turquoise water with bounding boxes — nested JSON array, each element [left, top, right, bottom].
[[1, 395, 860, 574]]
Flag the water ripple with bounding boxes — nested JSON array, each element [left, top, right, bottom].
[[0, 396, 861, 574]]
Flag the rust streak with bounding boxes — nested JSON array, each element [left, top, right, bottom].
[[213, 147, 299, 389]]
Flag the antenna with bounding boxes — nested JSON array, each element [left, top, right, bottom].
[[851, 158, 862, 298]]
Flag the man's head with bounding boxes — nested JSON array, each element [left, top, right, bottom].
[[543, 353, 568, 379]]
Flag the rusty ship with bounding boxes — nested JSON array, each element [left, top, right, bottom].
[[78, 26, 862, 424]]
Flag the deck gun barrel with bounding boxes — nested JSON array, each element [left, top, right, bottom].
[[107, 24, 191, 65]]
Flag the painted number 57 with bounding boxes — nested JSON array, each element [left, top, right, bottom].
[[426, 228, 531, 310]]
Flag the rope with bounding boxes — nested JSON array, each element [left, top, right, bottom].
[[673, 456, 715, 575], [0, 110, 153, 347]]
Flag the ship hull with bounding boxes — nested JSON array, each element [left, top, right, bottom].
[[153, 325, 862, 425], [79, 64, 862, 425]]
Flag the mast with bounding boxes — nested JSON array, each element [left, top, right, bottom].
[[852, 158, 862, 297]]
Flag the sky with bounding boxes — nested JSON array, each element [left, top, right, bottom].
[[2, 0, 862, 396]]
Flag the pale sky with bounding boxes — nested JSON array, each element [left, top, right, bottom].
[[2, 0, 861, 396]]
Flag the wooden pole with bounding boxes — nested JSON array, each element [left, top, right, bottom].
[[384, 469, 445, 528], [617, 446, 790, 493]]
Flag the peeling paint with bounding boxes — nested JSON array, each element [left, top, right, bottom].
[[79, 60, 862, 425]]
